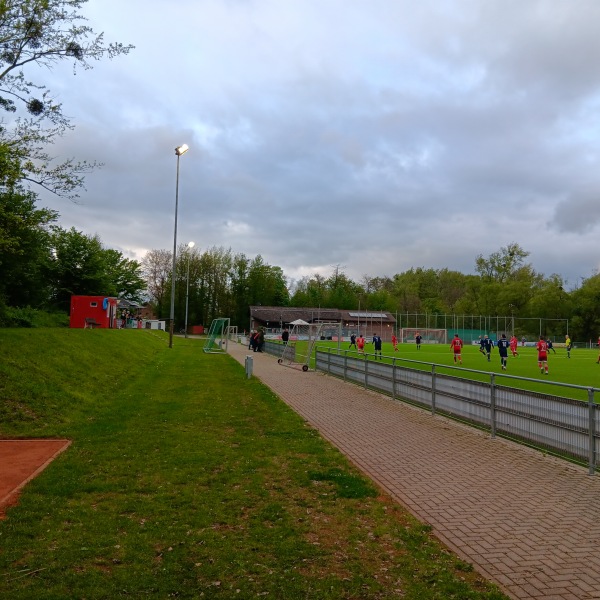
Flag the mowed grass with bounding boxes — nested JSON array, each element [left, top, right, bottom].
[[307, 341, 600, 401], [0, 329, 507, 599]]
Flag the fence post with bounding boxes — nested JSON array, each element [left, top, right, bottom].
[[344, 351, 348, 382], [327, 348, 331, 375], [364, 355, 368, 389], [588, 387, 596, 476], [431, 364, 436, 416], [490, 373, 496, 438], [392, 358, 396, 400], [245, 355, 253, 379]]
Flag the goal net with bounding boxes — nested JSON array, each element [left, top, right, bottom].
[[226, 325, 238, 341], [400, 328, 447, 344], [203, 318, 230, 353], [279, 322, 340, 371]]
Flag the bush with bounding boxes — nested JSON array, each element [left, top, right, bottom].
[[0, 305, 69, 328]]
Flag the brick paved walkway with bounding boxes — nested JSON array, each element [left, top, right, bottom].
[[229, 342, 600, 600]]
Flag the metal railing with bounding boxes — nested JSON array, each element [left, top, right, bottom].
[[315, 348, 600, 474]]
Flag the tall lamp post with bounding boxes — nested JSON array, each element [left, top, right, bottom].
[[184, 241, 195, 338], [169, 143, 189, 349]]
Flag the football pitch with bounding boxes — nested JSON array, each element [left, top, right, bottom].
[[306, 340, 600, 401]]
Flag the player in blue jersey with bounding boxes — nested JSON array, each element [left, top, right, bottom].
[[497, 333, 510, 370]]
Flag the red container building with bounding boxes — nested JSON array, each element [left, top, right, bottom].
[[69, 296, 119, 329]]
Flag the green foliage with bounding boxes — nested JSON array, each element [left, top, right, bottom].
[[48, 227, 146, 311], [0, 187, 57, 307], [144, 246, 289, 330], [0, 304, 69, 327]]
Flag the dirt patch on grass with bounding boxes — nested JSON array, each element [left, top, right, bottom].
[[0, 439, 71, 518]]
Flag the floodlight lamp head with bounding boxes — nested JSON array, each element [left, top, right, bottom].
[[187, 241, 195, 249], [175, 144, 189, 156]]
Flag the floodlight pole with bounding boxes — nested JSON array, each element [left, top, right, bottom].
[[169, 144, 189, 349]]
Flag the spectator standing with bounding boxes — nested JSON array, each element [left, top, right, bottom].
[[257, 329, 265, 352]]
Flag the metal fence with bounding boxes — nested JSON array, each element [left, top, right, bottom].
[[315, 348, 600, 474]]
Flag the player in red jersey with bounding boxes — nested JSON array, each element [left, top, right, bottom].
[[509, 335, 519, 357], [391, 334, 398, 352], [450, 333, 463, 364], [536, 336, 549, 375], [356, 334, 366, 357]]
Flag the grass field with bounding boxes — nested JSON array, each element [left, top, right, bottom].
[[299, 340, 600, 402], [0, 328, 506, 599]]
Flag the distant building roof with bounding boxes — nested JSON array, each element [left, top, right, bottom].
[[250, 306, 395, 325]]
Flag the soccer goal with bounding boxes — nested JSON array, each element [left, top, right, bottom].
[[226, 325, 238, 341], [278, 321, 339, 371], [203, 318, 230, 353], [400, 328, 447, 344]]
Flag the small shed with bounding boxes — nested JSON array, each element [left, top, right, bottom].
[[69, 295, 118, 329]]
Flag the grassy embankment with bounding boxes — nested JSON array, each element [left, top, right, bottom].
[[0, 328, 507, 599]]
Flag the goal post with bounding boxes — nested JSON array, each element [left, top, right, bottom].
[[279, 321, 341, 371], [400, 328, 447, 345], [203, 318, 230, 353]]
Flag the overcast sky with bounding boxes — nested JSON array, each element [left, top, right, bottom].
[[37, 0, 600, 289]]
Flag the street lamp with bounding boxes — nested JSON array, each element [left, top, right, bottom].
[[184, 241, 195, 338], [169, 143, 189, 348]]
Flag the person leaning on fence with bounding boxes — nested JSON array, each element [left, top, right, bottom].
[[257, 329, 265, 352]]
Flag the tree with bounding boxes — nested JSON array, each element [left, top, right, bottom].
[[48, 227, 146, 311], [0, 0, 133, 198], [141, 249, 172, 317], [101, 248, 146, 302], [0, 187, 57, 307], [49, 227, 108, 310], [475, 243, 530, 283], [570, 274, 600, 341]]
